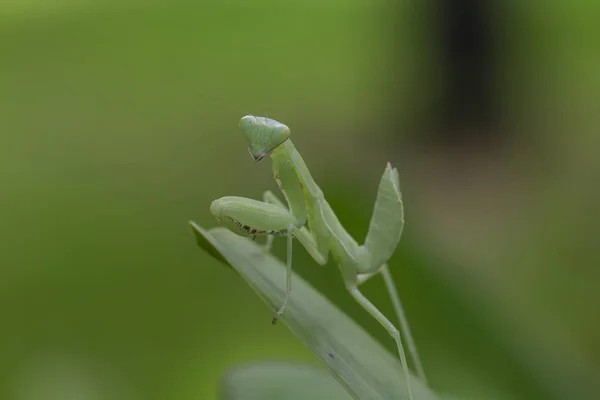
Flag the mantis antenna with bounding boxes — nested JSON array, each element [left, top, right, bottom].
[[209, 115, 426, 400]]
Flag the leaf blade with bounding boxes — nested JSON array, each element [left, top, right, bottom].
[[220, 361, 352, 400], [190, 222, 442, 400]]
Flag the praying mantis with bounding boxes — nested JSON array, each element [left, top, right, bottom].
[[209, 115, 426, 400]]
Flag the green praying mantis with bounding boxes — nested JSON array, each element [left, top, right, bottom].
[[209, 115, 426, 400]]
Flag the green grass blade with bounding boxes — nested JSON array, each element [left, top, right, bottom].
[[219, 361, 352, 400], [190, 222, 443, 400]]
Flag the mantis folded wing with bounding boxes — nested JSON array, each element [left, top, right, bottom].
[[209, 116, 426, 400]]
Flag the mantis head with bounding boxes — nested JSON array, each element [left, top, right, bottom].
[[239, 115, 290, 163]]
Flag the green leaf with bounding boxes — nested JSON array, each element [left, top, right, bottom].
[[190, 222, 443, 400], [190, 221, 231, 269], [219, 361, 352, 400]]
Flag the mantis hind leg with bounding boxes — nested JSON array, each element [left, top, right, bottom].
[[346, 280, 415, 400], [380, 264, 426, 384], [356, 264, 426, 384]]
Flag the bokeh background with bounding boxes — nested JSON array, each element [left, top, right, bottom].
[[2, 1, 599, 399]]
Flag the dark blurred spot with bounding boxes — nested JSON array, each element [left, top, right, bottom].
[[429, 0, 501, 148]]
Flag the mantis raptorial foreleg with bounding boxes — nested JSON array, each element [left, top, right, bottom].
[[209, 116, 427, 400]]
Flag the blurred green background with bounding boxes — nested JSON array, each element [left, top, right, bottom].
[[1, 1, 599, 399]]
